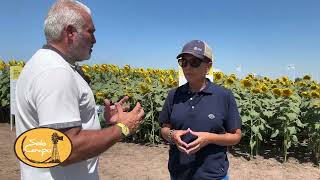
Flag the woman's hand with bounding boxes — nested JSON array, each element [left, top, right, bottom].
[[172, 129, 190, 153], [185, 129, 210, 154]]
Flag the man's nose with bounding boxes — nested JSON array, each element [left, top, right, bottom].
[[92, 34, 96, 44]]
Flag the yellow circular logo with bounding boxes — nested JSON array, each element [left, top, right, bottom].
[[14, 128, 72, 168]]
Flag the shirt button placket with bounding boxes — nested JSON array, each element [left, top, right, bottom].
[[190, 97, 194, 110]]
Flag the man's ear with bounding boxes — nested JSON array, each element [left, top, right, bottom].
[[65, 25, 77, 39]]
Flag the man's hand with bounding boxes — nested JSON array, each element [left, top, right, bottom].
[[172, 129, 190, 154], [116, 102, 144, 135], [104, 96, 129, 124]]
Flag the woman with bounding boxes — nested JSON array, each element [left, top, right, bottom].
[[159, 40, 241, 180]]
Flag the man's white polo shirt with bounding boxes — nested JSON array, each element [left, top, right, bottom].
[[15, 48, 101, 180]]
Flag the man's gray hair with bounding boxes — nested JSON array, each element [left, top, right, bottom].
[[44, 0, 91, 42]]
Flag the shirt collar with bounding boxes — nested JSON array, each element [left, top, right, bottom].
[[42, 44, 75, 65], [42, 44, 91, 84], [180, 78, 214, 95]]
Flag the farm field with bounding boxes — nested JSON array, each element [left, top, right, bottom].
[[1, 124, 319, 180]]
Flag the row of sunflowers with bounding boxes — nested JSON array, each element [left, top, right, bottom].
[[0, 59, 319, 164]]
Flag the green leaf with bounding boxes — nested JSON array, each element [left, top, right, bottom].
[[241, 115, 250, 123], [250, 140, 256, 150], [286, 113, 298, 121], [251, 125, 259, 134], [249, 110, 260, 118], [156, 107, 163, 112], [257, 133, 263, 141], [295, 119, 306, 128], [287, 141, 292, 149], [263, 110, 275, 118], [287, 126, 297, 135], [271, 129, 279, 138], [145, 111, 153, 120], [259, 123, 265, 131], [292, 135, 298, 143], [278, 116, 287, 121]]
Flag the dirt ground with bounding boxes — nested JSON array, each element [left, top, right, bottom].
[[1, 123, 319, 180]]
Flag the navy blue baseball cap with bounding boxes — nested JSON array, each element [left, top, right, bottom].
[[177, 40, 213, 61]]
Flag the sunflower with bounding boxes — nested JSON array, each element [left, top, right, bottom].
[[310, 90, 320, 98], [112, 65, 120, 73], [303, 75, 311, 80], [82, 64, 90, 72], [241, 79, 252, 88], [297, 81, 307, 87], [226, 77, 235, 85], [92, 64, 99, 71], [95, 92, 105, 98], [167, 75, 178, 88], [229, 74, 237, 80], [17, 60, 25, 67], [214, 72, 224, 80], [99, 64, 108, 72], [145, 77, 152, 84], [0, 61, 5, 71], [263, 77, 270, 82], [121, 77, 129, 83], [271, 84, 277, 89], [310, 84, 318, 90], [313, 102, 320, 109], [159, 75, 166, 85], [247, 74, 254, 79], [169, 69, 176, 75], [272, 88, 282, 96], [8, 59, 17, 66], [138, 83, 151, 94], [281, 76, 289, 83], [281, 88, 293, 97], [172, 80, 178, 87], [261, 85, 268, 93], [251, 87, 261, 94], [122, 64, 130, 74], [300, 91, 309, 98], [82, 67, 88, 73]]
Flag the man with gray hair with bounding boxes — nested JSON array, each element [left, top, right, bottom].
[[15, 1, 144, 179]]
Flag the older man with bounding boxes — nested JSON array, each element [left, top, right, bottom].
[[15, 1, 144, 179]]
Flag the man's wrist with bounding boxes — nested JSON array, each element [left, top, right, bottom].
[[115, 122, 130, 138]]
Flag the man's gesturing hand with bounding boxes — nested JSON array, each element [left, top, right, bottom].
[[104, 96, 129, 124], [116, 102, 144, 135]]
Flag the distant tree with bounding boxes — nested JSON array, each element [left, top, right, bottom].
[[295, 77, 302, 82]]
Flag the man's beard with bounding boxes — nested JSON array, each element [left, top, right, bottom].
[[69, 34, 91, 62]]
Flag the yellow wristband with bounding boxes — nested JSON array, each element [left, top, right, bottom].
[[115, 123, 130, 137]]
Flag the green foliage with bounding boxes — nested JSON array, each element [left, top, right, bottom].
[[0, 68, 10, 122], [1, 62, 320, 164]]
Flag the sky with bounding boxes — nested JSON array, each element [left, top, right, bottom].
[[0, 0, 319, 80]]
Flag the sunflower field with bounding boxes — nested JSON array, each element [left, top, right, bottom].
[[0, 59, 319, 164]]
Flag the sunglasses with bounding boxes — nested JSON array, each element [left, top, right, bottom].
[[178, 57, 210, 68]]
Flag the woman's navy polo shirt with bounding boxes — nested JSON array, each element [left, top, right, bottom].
[[159, 80, 241, 180]]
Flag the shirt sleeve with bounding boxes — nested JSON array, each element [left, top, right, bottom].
[[224, 90, 242, 132], [32, 67, 82, 129], [158, 89, 176, 125]]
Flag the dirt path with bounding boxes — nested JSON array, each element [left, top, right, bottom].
[[1, 123, 319, 180]]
